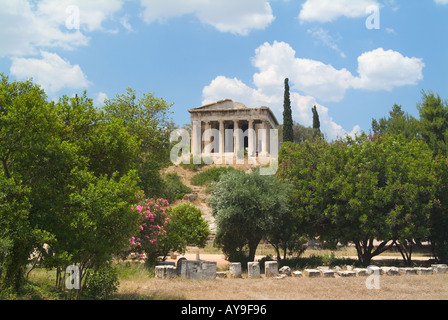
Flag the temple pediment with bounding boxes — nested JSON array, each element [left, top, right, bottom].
[[189, 99, 248, 112]]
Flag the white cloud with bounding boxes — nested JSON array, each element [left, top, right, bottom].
[[307, 27, 346, 58], [0, 0, 125, 57], [352, 48, 425, 91], [95, 92, 109, 106], [120, 15, 135, 32], [35, 0, 126, 32], [202, 41, 424, 140], [139, 0, 275, 35], [10, 51, 91, 94], [252, 41, 354, 102], [202, 75, 360, 140], [435, 0, 448, 4], [202, 76, 281, 108], [299, 0, 379, 23]]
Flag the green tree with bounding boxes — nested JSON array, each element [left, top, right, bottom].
[[371, 104, 419, 139], [312, 105, 321, 139], [282, 78, 294, 143], [0, 174, 32, 293], [0, 75, 156, 295], [417, 91, 448, 156], [103, 89, 173, 197], [0, 74, 59, 293], [278, 122, 317, 144], [431, 156, 448, 262], [278, 134, 436, 267], [159, 202, 210, 259], [208, 171, 292, 262], [61, 170, 140, 292]]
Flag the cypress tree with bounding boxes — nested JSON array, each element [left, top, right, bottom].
[[312, 105, 321, 138], [283, 78, 294, 143]]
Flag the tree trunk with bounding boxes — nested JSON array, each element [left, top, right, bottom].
[[395, 240, 413, 267], [247, 238, 261, 262], [354, 239, 393, 267]]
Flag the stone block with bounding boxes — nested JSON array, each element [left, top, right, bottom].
[[247, 262, 261, 278], [382, 267, 400, 276], [354, 268, 368, 276], [367, 265, 383, 275], [155, 266, 177, 279], [265, 261, 279, 278], [229, 262, 242, 278], [337, 271, 356, 277], [400, 268, 418, 275], [292, 271, 303, 278], [320, 270, 335, 278], [279, 266, 292, 277], [432, 264, 448, 274], [180, 260, 217, 279], [304, 269, 321, 278], [183, 193, 198, 202], [416, 267, 433, 275], [216, 272, 227, 279]]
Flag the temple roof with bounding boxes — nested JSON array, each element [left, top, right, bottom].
[[189, 99, 279, 127], [189, 99, 248, 112]]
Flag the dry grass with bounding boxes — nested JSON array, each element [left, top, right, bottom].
[[118, 274, 448, 300]]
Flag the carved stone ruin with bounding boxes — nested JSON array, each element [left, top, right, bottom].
[[180, 260, 217, 280], [247, 262, 261, 278], [155, 265, 177, 279], [265, 261, 279, 278], [229, 262, 242, 278]]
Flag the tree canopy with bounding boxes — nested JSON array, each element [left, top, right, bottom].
[[278, 134, 436, 266], [0, 74, 173, 296]]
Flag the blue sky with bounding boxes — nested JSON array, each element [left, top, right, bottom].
[[1, 0, 447, 140]]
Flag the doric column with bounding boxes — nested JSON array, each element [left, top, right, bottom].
[[203, 121, 212, 155], [248, 120, 255, 157], [219, 120, 225, 155], [234, 120, 241, 155], [247, 120, 257, 164], [259, 121, 268, 157], [265, 121, 271, 156], [191, 120, 202, 163]]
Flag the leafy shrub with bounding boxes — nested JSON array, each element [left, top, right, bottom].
[[162, 173, 191, 203], [83, 264, 119, 300], [179, 155, 212, 172], [277, 255, 358, 270], [190, 167, 237, 187], [159, 203, 210, 258], [128, 198, 170, 267]]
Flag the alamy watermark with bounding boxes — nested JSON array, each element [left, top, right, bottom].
[[366, 5, 380, 30], [65, 5, 80, 30], [365, 265, 381, 290], [66, 265, 80, 290], [170, 127, 279, 175]]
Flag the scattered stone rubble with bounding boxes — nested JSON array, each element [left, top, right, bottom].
[[154, 261, 448, 280]]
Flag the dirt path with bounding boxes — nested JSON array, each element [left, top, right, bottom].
[[162, 162, 257, 238]]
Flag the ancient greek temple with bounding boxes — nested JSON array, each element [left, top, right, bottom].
[[188, 99, 279, 163]]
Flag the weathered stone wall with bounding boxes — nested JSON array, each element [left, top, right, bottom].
[[155, 261, 448, 281]]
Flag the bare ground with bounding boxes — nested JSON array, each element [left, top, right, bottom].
[[118, 274, 448, 300], [152, 165, 448, 300]]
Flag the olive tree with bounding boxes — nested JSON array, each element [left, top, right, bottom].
[[208, 170, 293, 262]]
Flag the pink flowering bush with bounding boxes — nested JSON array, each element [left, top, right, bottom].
[[128, 197, 170, 265]]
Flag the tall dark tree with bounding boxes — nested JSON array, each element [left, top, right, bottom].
[[283, 78, 294, 143], [417, 90, 448, 156], [371, 104, 419, 140], [312, 105, 321, 138]]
